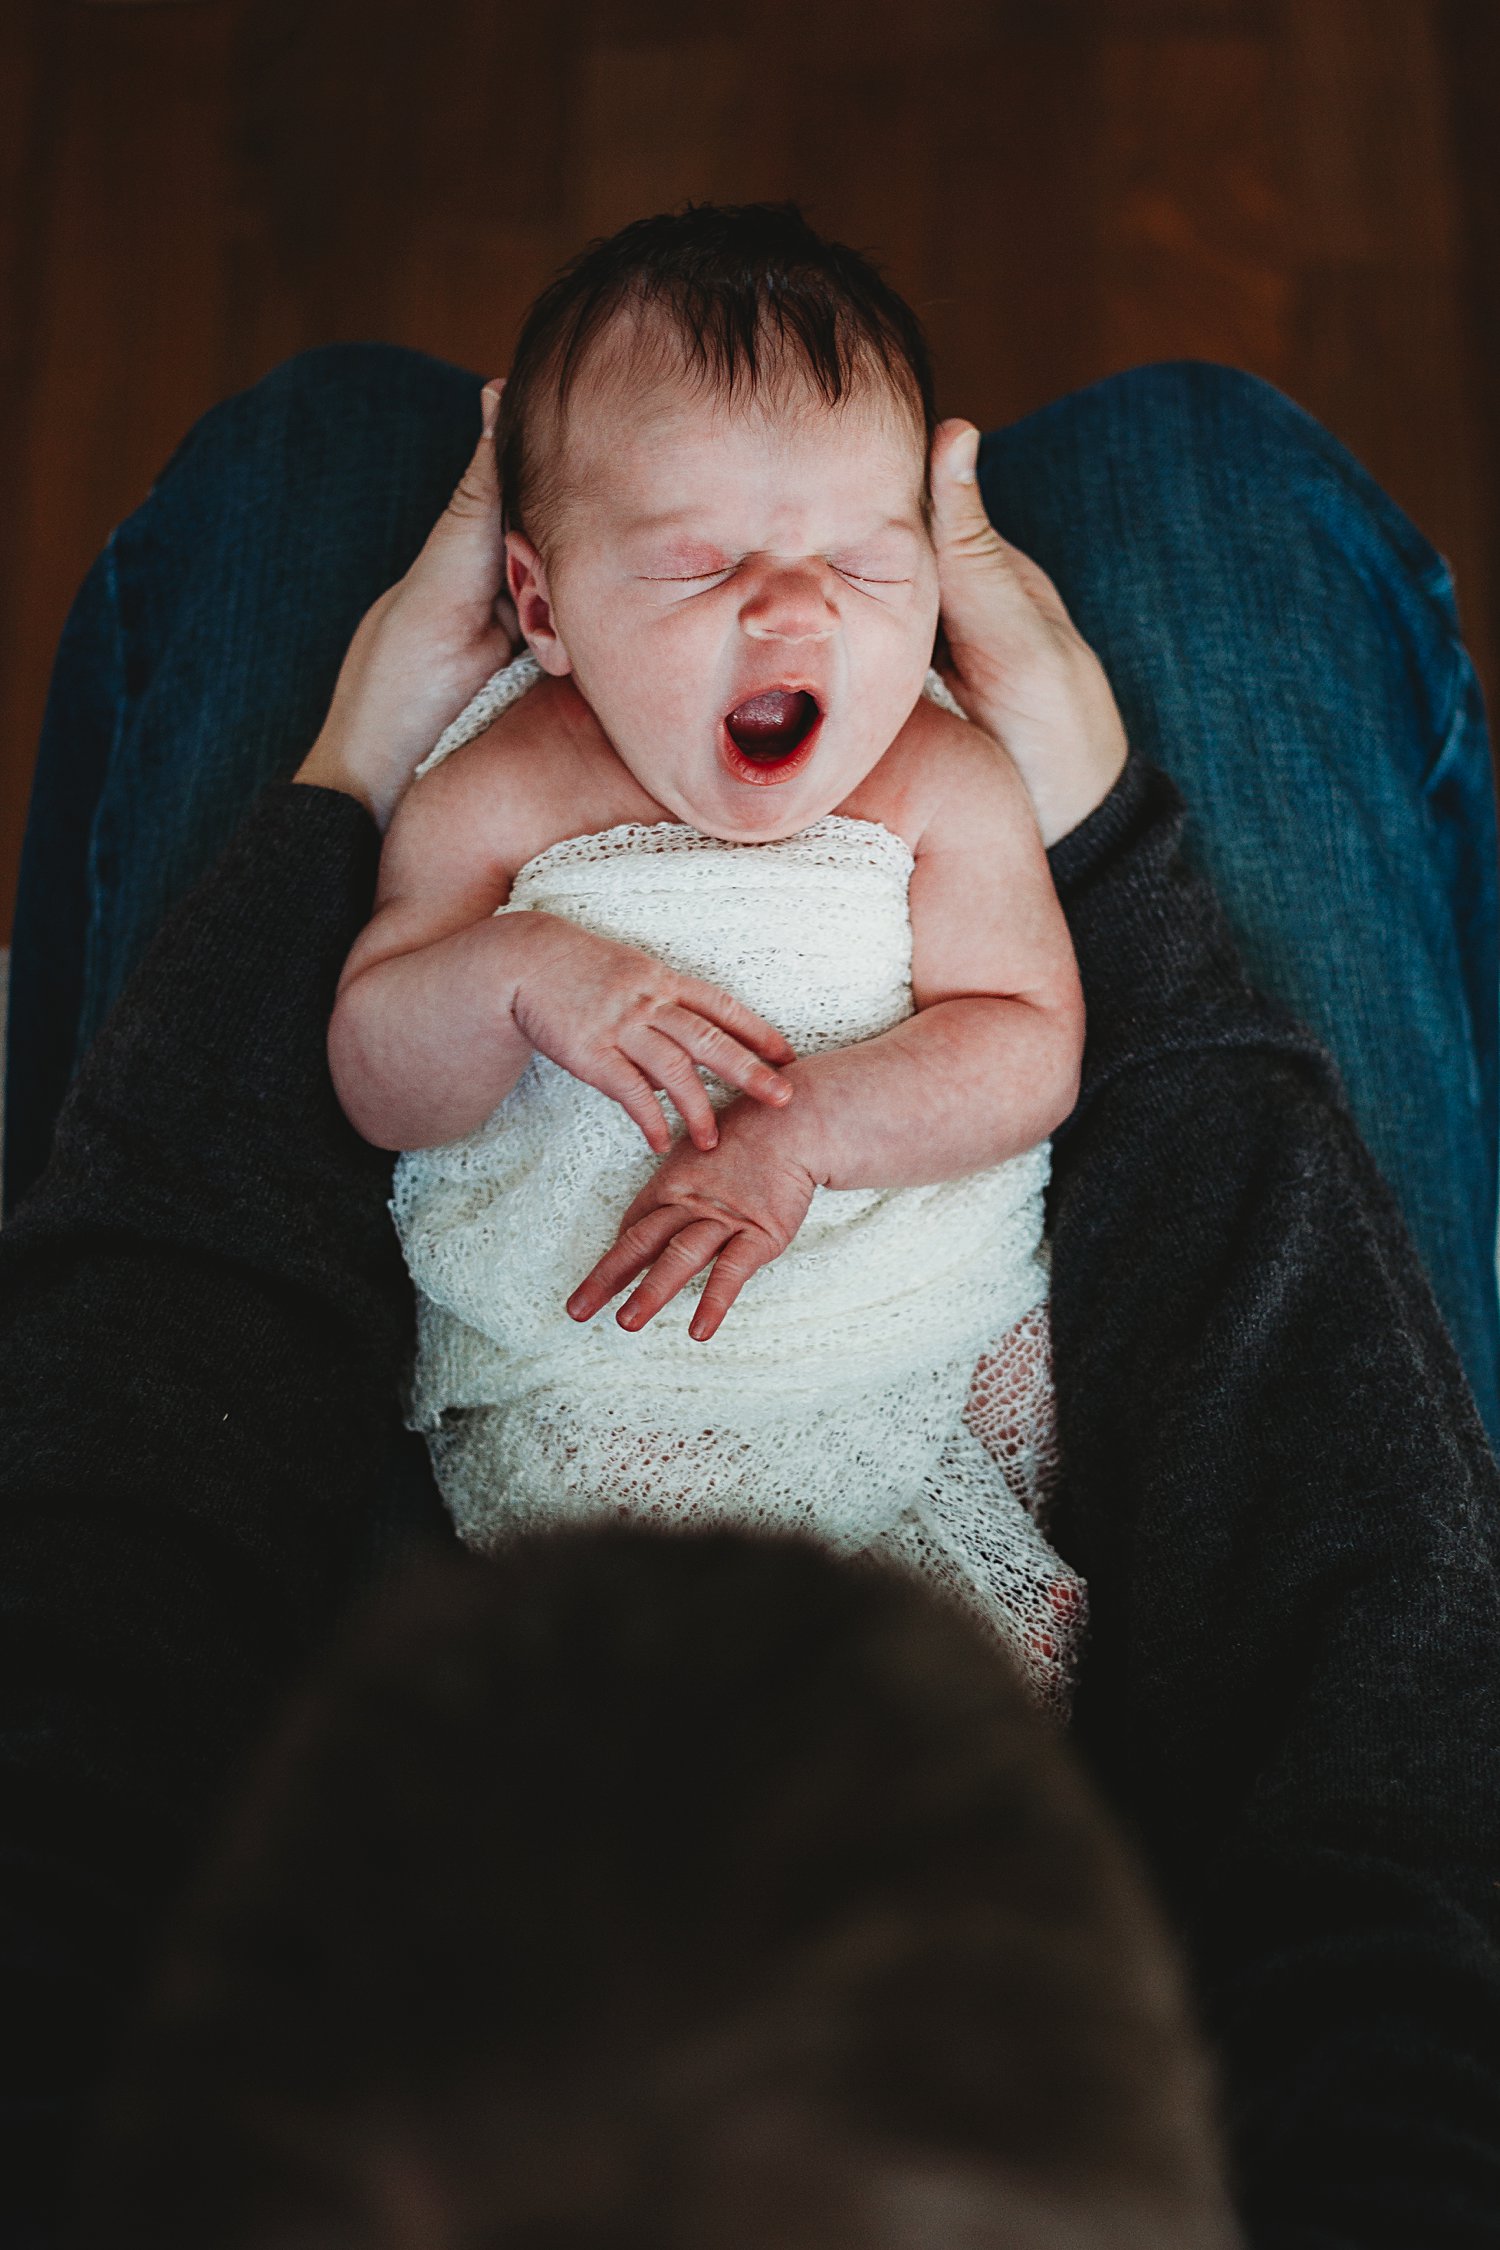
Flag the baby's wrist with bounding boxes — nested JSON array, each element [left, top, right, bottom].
[[760, 1055, 841, 1183]]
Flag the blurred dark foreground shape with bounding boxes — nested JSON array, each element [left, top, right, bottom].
[[65, 1523, 1242, 2250]]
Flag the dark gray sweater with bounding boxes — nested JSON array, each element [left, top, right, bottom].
[[2, 755, 1498, 2247]]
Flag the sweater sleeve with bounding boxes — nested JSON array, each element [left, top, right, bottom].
[[0, 780, 418, 2242], [1046, 753, 1500, 2249]]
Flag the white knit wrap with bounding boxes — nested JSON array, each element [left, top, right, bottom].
[[391, 657, 1087, 1716]]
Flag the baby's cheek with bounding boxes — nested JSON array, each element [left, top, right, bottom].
[[567, 612, 690, 733], [850, 621, 938, 742]]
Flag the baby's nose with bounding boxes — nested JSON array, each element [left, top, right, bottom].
[[739, 560, 838, 643]]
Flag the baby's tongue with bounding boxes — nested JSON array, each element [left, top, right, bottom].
[[725, 689, 815, 756]]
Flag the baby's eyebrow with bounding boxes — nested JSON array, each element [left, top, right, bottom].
[[618, 508, 706, 535], [619, 511, 924, 543]]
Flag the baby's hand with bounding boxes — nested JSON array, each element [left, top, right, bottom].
[[566, 1094, 818, 1341], [509, 912, 796, 1155]]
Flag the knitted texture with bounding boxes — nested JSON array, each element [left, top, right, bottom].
[[11, 762, 1500, 2239], [392, 662, 1087, 1716], [414, 648, 546, 776]]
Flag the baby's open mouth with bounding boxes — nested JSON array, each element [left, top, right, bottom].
[[723, 689, 821, 762]]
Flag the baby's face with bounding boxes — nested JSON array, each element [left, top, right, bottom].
[[506, 339, 940, 842]]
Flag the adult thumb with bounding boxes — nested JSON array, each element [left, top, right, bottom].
[[450, 377, 504, 515], [931, 416, 1070, 635], [410, 377, 507, 603], [931, 419, 1016, 583]]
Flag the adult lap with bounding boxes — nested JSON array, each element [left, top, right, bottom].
[[8, 344, 1496, 1443]]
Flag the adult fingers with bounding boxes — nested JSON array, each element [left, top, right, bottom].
[[929, 418, 1074, 636], [494, 584, 522, 652], [401, 376, 508, 614], [654, 1002, 794, 1108]]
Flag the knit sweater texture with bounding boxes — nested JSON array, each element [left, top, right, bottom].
[[1, 754, 1498, 2247]]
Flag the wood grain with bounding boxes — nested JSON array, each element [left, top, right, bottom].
[[2, 0, 1496, 938]]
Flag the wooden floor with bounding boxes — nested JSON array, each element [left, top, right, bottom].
[[2, 0, 1497, 941]]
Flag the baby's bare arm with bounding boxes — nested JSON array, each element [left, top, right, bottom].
[[790, 701, 1084, 1188], [329, 684, 794, 1154], [328, 738, 537, 1150], [570, 706, 1084, 1338]]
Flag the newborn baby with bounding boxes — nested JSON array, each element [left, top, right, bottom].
[[329, 206, 1089, 1716]]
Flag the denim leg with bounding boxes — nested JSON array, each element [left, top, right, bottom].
[[8, 350, 1497, 1449], [978, 359, 1500, 1449], [3, 546, 122, 1222], [6, 341, 491, 1220], [3, 340, 490, 1564]]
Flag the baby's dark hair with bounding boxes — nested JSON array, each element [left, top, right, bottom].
[[69, 1525, 1241, 2250], [496, 200, 940, 554]]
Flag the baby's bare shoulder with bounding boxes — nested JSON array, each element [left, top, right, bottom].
[[378, 673, 641, 907], [851, 691, 1036, 861]]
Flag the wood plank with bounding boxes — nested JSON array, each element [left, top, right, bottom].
[[574, 41, 764, 241], [0, 0, 239, 946], [1436, 0, 1500, 749], [4, 0, 1498, 944], [0, 0, 59, 885], [1273, 0, 1494, 719], [1095, 30, 1291, 380], [229, 0, 571, 380], [916, 34, 1104, 427], [1275, 0, 1459, 267]]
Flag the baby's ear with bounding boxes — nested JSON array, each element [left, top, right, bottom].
[[505, 531, 572, 676]]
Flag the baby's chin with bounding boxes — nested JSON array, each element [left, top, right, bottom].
[[607, 679, 913, 840]]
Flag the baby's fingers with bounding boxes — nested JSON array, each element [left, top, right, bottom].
[[617, 1218, 734, 1331], [591, 1057, 672, 1154], [566, 1206, 684, 1322], [653, 1002, 794, 1111], [632, 1025, 721, 1151], [688, 1234, 768, 1341], [676, 979, 797, 1068]]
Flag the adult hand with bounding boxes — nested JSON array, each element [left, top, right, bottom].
[[294, 378, 521, 833], [928, 419, 1129, 847]]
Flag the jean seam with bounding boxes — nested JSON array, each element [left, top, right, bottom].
[[75, 525, 129, 1071], [1423, 630, 1484, 800]]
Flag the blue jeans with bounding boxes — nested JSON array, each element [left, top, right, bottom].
[[7, 345, 1499, 1457]]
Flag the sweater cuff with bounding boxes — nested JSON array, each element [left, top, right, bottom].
[[9, 778, 391, 1271], [1045, 749, 1165, 904], [1042, 747, 1338, 1114], [77, 777, 382, 1111]]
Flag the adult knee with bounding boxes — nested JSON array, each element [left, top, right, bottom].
[[150, 343, 480, 501], [1072, 358, 1442, 593], [251, 339, 447, 407], [1097, 358, 1326, 460]]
